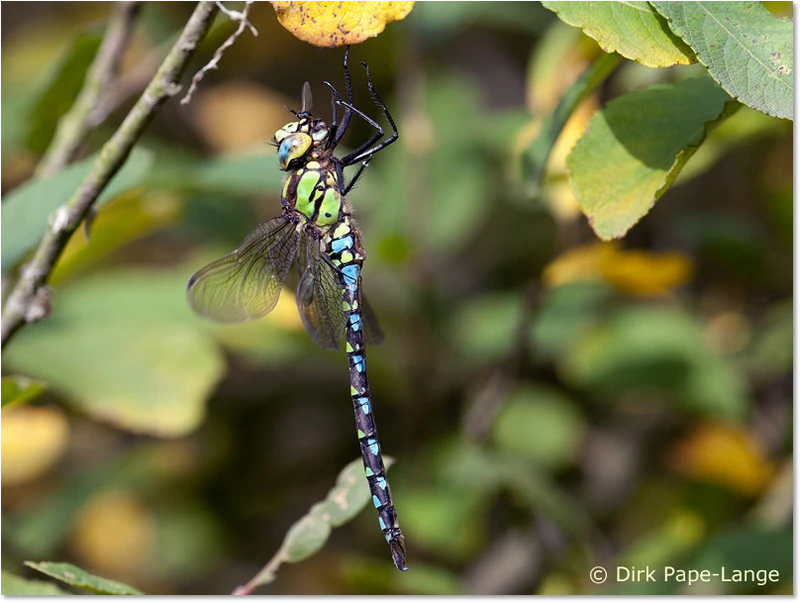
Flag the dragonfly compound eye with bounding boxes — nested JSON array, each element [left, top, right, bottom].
[[278, 132, 313, 170]]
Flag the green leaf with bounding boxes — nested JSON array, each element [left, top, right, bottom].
[[498, 454, 592, 539], [674, 105, 788, 184], [250, 457, 394, 588], [491, 385, 586, 470], [567, 76, 734, 239], [686, 527, 792, 593], [2, 88, 38, 157], [609, 510, 707, 595], [26, 31, 102, 154], [362, 75, 492, 254], [323, 456, 382, 527], [652, 1, 793, 120], [282, 514, 331, 563], [401, 487, 484, 560], [1, 570, 70, 595], [155, 500, 225, 580], [3, 269, 225, 437], [50, 192, 182, 284], [745, 301, 792, 379], [450, 293, 524, 363], [439, 441, 592, 540], [562, 306, 747, 419], [394, 563, 463, 595], [412, 2, 551, 36], [617, 512, 705, 569], [1, 148, 154, 271], [523, 52, 621, 196], [189, 150, 285, 196], [1, 375, 47, 408], [541, 1, 695, 67], [425, 76, 493, 253], [530, 281, 614, 361], [24, 562, 142, 595]]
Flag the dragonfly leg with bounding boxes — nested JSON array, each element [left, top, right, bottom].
[[325, 84, 385, 195], [325, 46, 356, 149], [340, 158, 371, 197], [338, 62, 398, 166]]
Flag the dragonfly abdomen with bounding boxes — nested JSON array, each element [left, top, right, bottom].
[[340, 261, 407, 571]]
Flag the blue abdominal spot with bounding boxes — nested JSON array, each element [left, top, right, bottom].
[[342, 264, 359, 282], [331, 235, 354, 254]]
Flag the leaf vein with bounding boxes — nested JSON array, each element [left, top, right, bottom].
[[694, 1, 791, 91]]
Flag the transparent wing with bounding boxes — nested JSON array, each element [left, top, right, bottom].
[[296, 235, 347, 351], [187, 217, 300, 323], [362, 294, 385, 345]]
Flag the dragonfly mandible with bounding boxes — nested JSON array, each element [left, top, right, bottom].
[[187, 48, 407, 571]]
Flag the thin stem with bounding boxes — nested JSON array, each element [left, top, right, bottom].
[[233, 549, 286, 595], [87, 42, 166, 128], [35, 1, 142, 178], [1, 1, 219, 349], [181, 0, 257, 105]]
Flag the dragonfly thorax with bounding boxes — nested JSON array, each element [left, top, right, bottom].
[[282, 160, 343, 228], [273, 117, 329, 171]]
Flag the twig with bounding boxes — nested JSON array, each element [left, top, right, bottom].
[[86, 43, 167, 128], [0, 1, 219, 349], [181, 0, 258, 105], [233, 549, 285, 595], [35, 2, 142, 178]]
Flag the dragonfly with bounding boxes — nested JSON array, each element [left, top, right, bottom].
[[187, 48, 407, 572]]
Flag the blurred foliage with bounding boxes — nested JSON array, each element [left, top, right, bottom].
[[24, 561, 143, 595], [1, 375, 47, 409], [1, 1, 792, 596], [1, 570, 69, 596]]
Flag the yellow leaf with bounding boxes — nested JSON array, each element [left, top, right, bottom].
[[542, 243, 617, 288], [601, 249, 693, 296], [668, 422, 773, 497], [1, 405, 69, 486], [72, 490, 156, 583], [543, 243, 693, 296], [269, 1, 414, 47], [51, 192, 181, 285]]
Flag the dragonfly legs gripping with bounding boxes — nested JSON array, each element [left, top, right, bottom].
[[323, 47, 399, 195]]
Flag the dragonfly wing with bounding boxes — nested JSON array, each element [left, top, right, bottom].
[[362, 294, 385, 345], [188, 216, 300, 322], [296, 236, 347, 351]]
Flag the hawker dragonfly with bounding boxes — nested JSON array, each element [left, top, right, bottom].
[[187, 48, 407, 571]]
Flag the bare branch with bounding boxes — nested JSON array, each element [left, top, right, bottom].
[[35, 2, 142, 178], [1, 1, 220, 349], [86, 43, 166, 128], [181, 0, 258, 105]]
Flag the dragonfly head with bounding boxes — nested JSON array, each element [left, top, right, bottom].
[[273, 118, 329, 171]]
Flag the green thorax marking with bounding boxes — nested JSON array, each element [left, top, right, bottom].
[[285, 160, 342, 229]]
